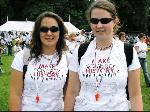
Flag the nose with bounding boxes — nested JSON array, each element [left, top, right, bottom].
[[96, 21, 103, 28], [47, 30, 52, 35]]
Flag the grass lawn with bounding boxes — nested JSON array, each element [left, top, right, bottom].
[[0, 51, 150, 111], [0, 54, 14, 111]]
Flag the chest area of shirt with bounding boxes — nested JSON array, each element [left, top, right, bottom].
[[79, 49, 127, 82], [26, 59, 68, 82]]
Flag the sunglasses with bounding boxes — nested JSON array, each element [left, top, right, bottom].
[[40, 26, 59, 33], [90, 18, 114, 24]]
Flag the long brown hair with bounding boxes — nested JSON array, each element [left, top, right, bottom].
[[31, 11, 68, 63]]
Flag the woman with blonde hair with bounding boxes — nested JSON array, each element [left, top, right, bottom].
[[64, 0, 143, 111]]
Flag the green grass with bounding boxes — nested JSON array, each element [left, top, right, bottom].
[[0, 52, 150, 111], [0, 54, 14, 111], [141, 50, 150, 111]]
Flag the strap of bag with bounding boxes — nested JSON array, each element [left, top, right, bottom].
[[78, 41, 90, 64], [124, 43, 133, 67], [23, 47, 31, 80], [78, 42, 133, 100], [124, 43, 133, 100]]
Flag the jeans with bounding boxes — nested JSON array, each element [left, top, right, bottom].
[[139, 58, 150, 87], [7, 46, 12, 56]]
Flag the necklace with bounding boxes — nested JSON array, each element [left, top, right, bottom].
[[96, 43, 113, 51], [42, 53, 55, 61], [94, 40, 114, 102], [34, 53, 57, 103]]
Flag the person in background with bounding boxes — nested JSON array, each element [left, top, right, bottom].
[[76, 29, 86, 44], [66, 33, 78, 54], [145, 34, 149, 46], [9, 11, 69, 111], [0, 42, 4, 74], [13, 40, 22, 56], [64, 0, 143, 111], [0, 32, 7, 54], [0, 43, 4, 65], [134, 33, 150, 87], [7, 41, 13, 56], [64, 33, 70, 49], [119, 32, 127, 43], [134, 34, 140, 44]]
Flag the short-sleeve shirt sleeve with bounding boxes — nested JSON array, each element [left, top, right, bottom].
[[128, 47, 141, 71], [11, 50, 24, 72], [68, 47, 79, 72]]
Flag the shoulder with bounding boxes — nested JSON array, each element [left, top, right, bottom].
[[143, 42, 147, 47], [15, 49, 24, 58], [11, 50, 24, 72], [113, 39, 124, 50], [135, 41, 140, 46], [23, 48, 31, 65], [128, 48, 141, 71], [62, 51, 72, 64]]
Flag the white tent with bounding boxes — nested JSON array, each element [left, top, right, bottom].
[[0, 21, 80, 33], [64, 22, 80, 34], [0, 21, 34, 32], [19, 21, 35, 32]]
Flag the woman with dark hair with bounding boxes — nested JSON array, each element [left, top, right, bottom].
[[64, 0, 142, 111], [9, 11, 69, 111]]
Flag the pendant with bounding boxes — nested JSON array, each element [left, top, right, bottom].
[[36, 94, 40, 103], [95, 92, 100, 101]]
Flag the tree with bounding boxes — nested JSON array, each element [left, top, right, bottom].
[[1, 0, 149, 33], [111, 0, 149, 34], [0, 0, 9, 24]]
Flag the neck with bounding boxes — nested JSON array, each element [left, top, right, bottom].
[[42, 46, 56, 55], [140, 40, 145, 43], [96, 38, 113, 50]]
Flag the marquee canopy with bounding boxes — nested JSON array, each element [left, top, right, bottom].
[[0, 21, 80, 33]]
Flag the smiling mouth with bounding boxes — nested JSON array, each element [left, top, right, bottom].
[[45, 37, 54, 41], [96, 30, 104, 32]]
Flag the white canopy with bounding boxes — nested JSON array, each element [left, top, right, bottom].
[[0, 21, 80, 33], [64, 22, 80, 34], [0, 21, 34, 32], [19, 21, 35, 32]]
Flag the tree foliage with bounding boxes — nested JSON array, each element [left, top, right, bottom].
[[111, 0, 150, 33], [0, 0, 150, 33]]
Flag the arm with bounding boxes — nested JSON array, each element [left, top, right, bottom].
[[134, 44, 148, 53], [9, 68, 23, 111], [134, 46, 139, 53], [64, 70, 80, 111], [128, 68, 143, 111]]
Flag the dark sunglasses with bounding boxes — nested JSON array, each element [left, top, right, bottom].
[[40, 26, 59, 33], [90, 18, 114, 24]]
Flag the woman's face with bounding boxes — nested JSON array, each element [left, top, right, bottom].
[[141, 36, 146, 42], [120, 34, 126, 42], [40, 17, 60, 49], [90, 8, 115, 41], [69, 34, 76, 41]]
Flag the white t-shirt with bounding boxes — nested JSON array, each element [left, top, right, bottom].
[[134, 41, 147, 58], [76, 34, 86, 44], [66, 40, 78, 54], [13, 45, 22, 56], [11, 50, 69, 111], [69, 39, 141, 111]]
